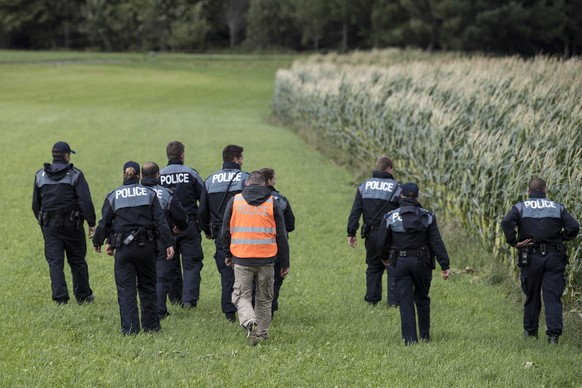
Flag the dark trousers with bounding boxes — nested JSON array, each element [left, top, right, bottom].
[[169, 223, 204, 305], [214, 237, 236, 314], [272, 261, 284, 313], [393, 256, 432, 345], [520, 251, 566, 336], [114, 242, 159, 335], [365, 231, 398, 306], [155, 241, 172, 316], [41, 222, 92, 303]]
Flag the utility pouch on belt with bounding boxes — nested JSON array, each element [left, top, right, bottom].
[[418, 246, 435, 269], [360, 224, 369, 239], [69, 210, 83, 231], [210, 222, 220, 239], [518, 248, 530, 268]]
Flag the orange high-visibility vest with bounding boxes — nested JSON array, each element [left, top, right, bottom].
[[230, 193, 278, 258]]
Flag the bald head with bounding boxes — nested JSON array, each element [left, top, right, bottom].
[[142, 162, 160, 179]]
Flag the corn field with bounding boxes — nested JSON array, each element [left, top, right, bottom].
[[272, 50, 582, 302]]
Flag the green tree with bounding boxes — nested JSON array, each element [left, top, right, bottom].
[[289, 0, 329, 50], [167, 0, 210, 51]]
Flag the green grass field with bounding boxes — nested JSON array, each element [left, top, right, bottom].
[[0, 51, 580, 387]]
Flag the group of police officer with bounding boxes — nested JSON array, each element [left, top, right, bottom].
[[348, 156, 579, 345], [33, 141, 295, 336], [34, 142, 579, 344]]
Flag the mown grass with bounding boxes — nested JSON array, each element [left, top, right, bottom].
[[0, 51, 580, 387]]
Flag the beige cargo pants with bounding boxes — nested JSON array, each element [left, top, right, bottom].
[[232, 263, 274, 338]]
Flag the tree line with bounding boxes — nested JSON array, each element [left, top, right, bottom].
[[1, 0, 581, 57]]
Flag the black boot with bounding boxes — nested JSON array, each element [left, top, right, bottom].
[[548, 334, 559, 345]]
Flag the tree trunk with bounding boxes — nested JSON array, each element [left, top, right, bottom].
[[341, 21, 347, 52]]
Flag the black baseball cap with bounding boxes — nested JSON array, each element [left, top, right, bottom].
[[401, 183, 419, 198], [52, 141, 76, 154]]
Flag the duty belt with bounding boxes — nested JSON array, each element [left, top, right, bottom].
[[397, 249, 421, 257], [530, 243, 560, 255], [368, 225, 381, 232]]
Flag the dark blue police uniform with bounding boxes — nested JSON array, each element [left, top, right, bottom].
[[141, 176, 189, 318], [32, 143, 96, 305], [501, 191, 579, 342], [348, 171, 401, 306], [93, 163, 174, 335], [377, 190, 450, 345], [159, 161, 205, 307], [199, 162, 250, 319], [269, 186, 295, 315]]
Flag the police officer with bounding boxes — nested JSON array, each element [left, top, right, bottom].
[[199, 144, 250, 322], [93, 161, 175, 335], [377, 183, 451, 345], [159, 141, 205, 309], [141, 162, 189, 319], [32, 141, 96, 305], [347, 156, 401, 307], [222, 171, 290, 345], [259, 167, 295, 318], [501, 178, 579, 344]]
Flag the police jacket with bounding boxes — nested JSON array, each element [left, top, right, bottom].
[[159, 160, 204, 219], [377, 198, 450, 271], [92, 177, 174, 248], [268, 185, 295, 234], [222, 184, 289, 268], [141, 176, 189, 232], [198, 161, 250, 234], [347, 171, 400, 237], [32, 159, 96, 226], [501, 191, 579, 248]]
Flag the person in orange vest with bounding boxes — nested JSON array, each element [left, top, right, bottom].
[[222, 171, 290, 345]]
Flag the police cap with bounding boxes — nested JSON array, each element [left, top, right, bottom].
[[401, 183, 419, 198], [123, 160, 140, 173], [52, 141, 76, 154]]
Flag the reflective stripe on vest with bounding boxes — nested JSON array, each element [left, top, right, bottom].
[[230, 194, 277, 258]]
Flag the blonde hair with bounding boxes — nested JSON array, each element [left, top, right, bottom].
[[124, 167, 139, 180]]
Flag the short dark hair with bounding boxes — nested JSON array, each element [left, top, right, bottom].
[[259, 168, 275, 182], [166, 141, 184, 161], [529, 178, 546, 192], [375, 156, 393, 171], [222, 144, 243, 162], [142, 161, 160, 178], [247, 170, 266, 186]]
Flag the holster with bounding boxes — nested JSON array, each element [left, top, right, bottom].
[[418, 246, 435, 269], [388, 250, 398, 267], [69, 210, 83, 231], [38, 211, 49, 226]]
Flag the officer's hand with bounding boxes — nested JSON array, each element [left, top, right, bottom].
[[172, 226, 182, 235], [281, 267, 290, 278], [93, 245, 101, 253], [225, 257, 233, 268], [382, 259, 390, 267], [204, 233, 213, 240], [105, 244, 114, 256], [88, 226, 96, 239], [348, 236, 357, 248], [516, 239, 534, 249], [166, 246, 175, 261], [442, 269, 451, 280]]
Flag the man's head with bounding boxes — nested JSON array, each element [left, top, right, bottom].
[[400, 182, 419, 199], [52, 141, 75, 161], [528, 178, 547, 194], [222, 144, 244, 165], [123, 161, 140, 180], [246, 170, 266, 186], [142, 161, 160, 179], [166, 141, 185, 162], [375, 156, 393, 173], [259, 168, 276, 185]]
